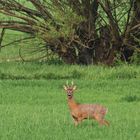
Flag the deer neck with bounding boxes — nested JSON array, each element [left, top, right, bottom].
[[68, 97, 78, 111]]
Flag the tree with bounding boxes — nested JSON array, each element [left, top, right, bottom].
[[0, 0, 140, 65]]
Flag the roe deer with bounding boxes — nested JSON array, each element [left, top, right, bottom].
[[63, 82, 109, 126]]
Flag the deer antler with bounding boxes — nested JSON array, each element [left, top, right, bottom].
[[71, 81, 74, 86]]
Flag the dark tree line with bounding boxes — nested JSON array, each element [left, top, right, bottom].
[[0, 0, 140, 65]]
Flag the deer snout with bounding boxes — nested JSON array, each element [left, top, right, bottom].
[[67, 93, 72, 96]]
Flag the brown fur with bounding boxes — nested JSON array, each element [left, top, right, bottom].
[[64, 84, 109, 126]]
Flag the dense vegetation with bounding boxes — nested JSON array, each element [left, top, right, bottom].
[[0, 0, 140, 65]]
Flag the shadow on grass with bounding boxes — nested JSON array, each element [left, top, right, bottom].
[[108, 71, 137, 80], [121, 95, 140, 102], [0, 70, 84, 80]]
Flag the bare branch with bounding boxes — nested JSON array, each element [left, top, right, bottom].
[[28, 0, 52, 20], [0, 23, 35, 34], [99, 0, 121, 43], [0, 28, 5, 50], [1, 36, 35, 48]]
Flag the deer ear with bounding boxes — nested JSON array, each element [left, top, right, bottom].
[[73, 86, 76, 91], [63, 85, 67, 91]]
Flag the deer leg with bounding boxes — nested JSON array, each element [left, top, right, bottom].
[[93, 114, 109, 126], [74, 119, 79, 126], [102, 120, 110, 126], [98, 119, 109, 126], [73, 115, 86, 126], [77, 117, 84, 123], [72, 115, 79, 126], [77, 114, 88, 124], [74, 120, 78, 126]]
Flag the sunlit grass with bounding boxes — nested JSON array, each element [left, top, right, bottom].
[[0, 62, 140, 80], [0, 63, 140, 140]]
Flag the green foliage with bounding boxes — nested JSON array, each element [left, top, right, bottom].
[[97, 0, 131, 33], [42, 4, 85, 40], [71, 69, 83, 79], [121, 95, 140, 102], [0, 0, 139, 65], [130, 51, 140, 65], [113, 52, 125, 66]]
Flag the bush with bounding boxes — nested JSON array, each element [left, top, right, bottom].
[[130, 51, 140, 65], [121, 95, 140, 102], [108, 70, 137, 80], [71, 70, 83, 79]]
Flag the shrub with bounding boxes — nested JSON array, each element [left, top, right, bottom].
[[71, 70, 83, 79], [121, 95, 140, 102]]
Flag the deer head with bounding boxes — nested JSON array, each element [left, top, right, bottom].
[[63, 81, 76, 99]]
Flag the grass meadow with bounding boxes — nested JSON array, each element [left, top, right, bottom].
[[0, 3, 140, 139], [0, 63, 140, 140]]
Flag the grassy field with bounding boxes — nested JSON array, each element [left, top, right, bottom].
[[0, 1, 140, 139], [0, 63, 140, 140]]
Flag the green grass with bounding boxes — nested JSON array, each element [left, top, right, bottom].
[[0, 62, 140, 80], [0, 1, 139, 139], [0, 63, 140, 140]]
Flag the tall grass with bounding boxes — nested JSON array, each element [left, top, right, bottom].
[[0, 63, 140, 140], [0, 62, 140, 80]]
